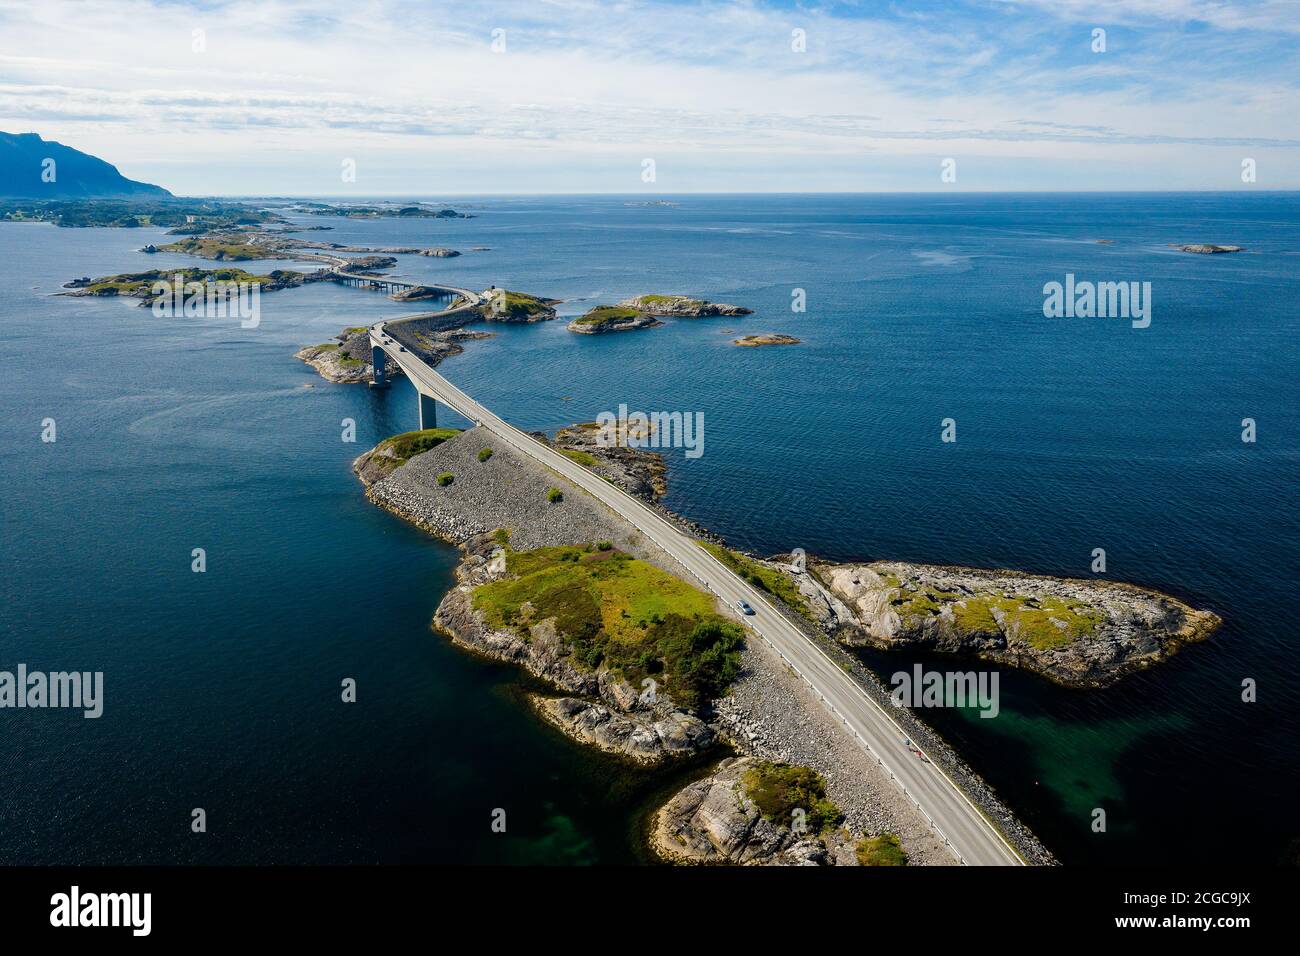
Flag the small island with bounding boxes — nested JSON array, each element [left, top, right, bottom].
[[475, 289, 559, 322], [733, 333, 799, 347], [620, 294, 752, 317], [790, 558, 1221, 688], [1174, 243, 1243, 254], [566, 305, 662, 334], [62, 267, 318, 304]]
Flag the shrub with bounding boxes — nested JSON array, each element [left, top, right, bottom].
[[856, 833, 908, 866], [742, 761, 844, 835], [547, 487, 563, 503], [596, 541, 613, 551], [436, 472, 454, 486], [478, 447, 494, 462]]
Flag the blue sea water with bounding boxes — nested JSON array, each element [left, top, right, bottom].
[[1, 193, 1297, 865]]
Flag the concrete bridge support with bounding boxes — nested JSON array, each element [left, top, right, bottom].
[[370, 345, 389, 389], [419, 391, 437, 430]]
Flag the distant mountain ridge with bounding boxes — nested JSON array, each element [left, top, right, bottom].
[[0, 132, 171, 198]]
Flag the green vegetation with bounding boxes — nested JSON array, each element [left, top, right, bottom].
[[546, 487, 564, 504], [635, 294, 702, 308], [471, 544, 744, 707], [158, 236, 280, 261], [0, 198, 279, 229], [891, 584, 1105, 651], [67, 267, 305, 301], [296, 203, 471, 219], [741, 761, 843, 835], [559, 448, 598, 467], [375, 428, 461, 465], [855, 833, 908, 866], [700, 542, 813, 621], [477, 447, 494, 462], [492, 528, 511, 547], [571, 305, 643, 327], [436, 472, 455, 487], [480, 290, 552, 320]]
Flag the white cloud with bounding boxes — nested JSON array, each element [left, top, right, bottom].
[[0, 0, 1295, 192]]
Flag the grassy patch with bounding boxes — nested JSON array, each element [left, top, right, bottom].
[[376, 428, 461, 465], [952, 598, 999, 633], [891, 586, 961, 618], [571, 305, 643, 327], [546, 487, 563, 503], [741, 762, 843, 835], [700, 543, 813, 621], [559, 448, 598, 467], [990, 595, 1104, 650], [436, 472, 454, 486], [855, 833, 908, 866], [471, 545, 743, 707], [893, 585, 1105, 650], [478, 447, 494, 462]]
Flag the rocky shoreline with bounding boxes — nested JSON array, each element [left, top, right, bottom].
[[349, 423, 1057, 865]]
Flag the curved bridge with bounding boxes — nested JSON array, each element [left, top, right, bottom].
[[363, 306, 1025, 868]]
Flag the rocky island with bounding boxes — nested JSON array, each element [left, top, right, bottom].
[[297, 324, 491, 382], [734, 333, 799, 347], [62, 266, 321, 304], [1174, 243, 1243, 254], [620, 294, 752, 317], [770, 557, 1220, 688], [475, 289, 559, 323], [567, 305, 663, 334]]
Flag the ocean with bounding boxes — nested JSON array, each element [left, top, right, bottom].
[[1, 193, 1297, 864]]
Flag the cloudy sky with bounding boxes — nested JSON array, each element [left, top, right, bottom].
[[0, 0, 1296, 194]]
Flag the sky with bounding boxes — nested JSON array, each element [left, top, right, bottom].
[[0, 0, 1297, 195]]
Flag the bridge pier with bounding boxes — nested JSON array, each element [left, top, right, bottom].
[[419, 391, 437, 430], [369, 345, 389, 389]]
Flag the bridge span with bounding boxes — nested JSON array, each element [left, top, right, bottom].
[[363, 308, 1025, 868]]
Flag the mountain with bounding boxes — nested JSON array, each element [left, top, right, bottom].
[[0, 132, 171, 198]]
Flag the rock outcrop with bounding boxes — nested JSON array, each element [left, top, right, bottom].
[[813, 559, 1220, 687], [549, 423, 667, 500], [733, 333, 799, 347], [652, 757, 865, 866]]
